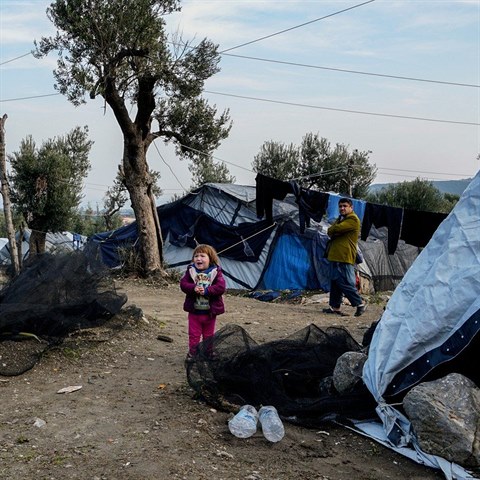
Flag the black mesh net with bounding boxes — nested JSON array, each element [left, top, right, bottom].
[[0, 246, 127, 376], [186, 324, 377, 427]]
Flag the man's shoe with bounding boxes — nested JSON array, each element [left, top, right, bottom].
[[355, 304, 367, 317]]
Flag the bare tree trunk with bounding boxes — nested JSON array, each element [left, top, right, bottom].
[[17, 222, 25, 269], [123, 142, 163, 276], [28, 229, 47, 257], [0, 114, 21, 276]]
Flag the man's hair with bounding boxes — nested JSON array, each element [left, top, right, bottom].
[[338, 197, 353, 206], [192, 244, 220, 266]]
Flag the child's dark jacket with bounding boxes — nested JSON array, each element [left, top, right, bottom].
[[180, 265, 226, 315]]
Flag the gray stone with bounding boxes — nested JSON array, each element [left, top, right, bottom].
[[403, 373, 480, 467], [332, 351, 367, 394]]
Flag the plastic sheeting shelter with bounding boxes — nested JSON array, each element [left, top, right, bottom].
[[90, 183, 417, 292], [362, 172, 480, 479], [91, 184, 371, 291], [0, 229, 86, 266]]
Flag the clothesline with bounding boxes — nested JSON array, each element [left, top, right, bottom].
[[255, 173, 448, 253]]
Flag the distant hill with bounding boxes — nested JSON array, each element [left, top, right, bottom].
[[369, 178, 472, 196]]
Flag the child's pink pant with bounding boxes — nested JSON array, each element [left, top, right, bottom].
[[188, 312, 216, 355]]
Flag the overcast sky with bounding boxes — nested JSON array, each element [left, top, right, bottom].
[[1, 0, 479, 206]]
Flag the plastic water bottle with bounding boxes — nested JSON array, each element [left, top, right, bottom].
[[258, 405, 285, 442], [228, 405, 258, 438]]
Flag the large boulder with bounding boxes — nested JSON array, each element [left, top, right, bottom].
[[403, 373, 480, 467]]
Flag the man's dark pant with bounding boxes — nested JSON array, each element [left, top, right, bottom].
[[329, 261, 362, 309]]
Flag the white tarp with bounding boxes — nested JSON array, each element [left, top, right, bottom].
[[362, 170, 480, 479]]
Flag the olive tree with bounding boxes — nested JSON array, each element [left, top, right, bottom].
[[9, 126, 92, 255], [252, 141, 299, 180], [189, 156, 235, 188], [366, 178, 459, 213], [34, 0, 232, 275], [252, 133, 376, 197]]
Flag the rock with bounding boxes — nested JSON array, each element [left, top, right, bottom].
[[403, 373, 480, 467], [33, 418, 46, 428], [332, 351, 367, 394]]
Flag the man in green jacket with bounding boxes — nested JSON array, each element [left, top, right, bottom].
[[323, 197, 366, 317]]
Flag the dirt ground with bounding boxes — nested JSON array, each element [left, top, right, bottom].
[[0, 278, 445, 480]]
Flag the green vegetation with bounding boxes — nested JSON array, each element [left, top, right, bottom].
[[8, 126, 92, 255], [252, 133, 377, 198], [366, 177, 459, 213]]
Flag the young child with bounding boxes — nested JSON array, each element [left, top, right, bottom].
[[180, 244, 226, 361]]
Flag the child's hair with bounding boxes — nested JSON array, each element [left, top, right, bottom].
[[192, 244, 220, 266]]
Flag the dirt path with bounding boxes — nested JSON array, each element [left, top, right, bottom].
[[0, 279, 443, 480]]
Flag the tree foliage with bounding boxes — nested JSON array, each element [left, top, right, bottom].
[[189, 156, 235, 188], [366, 178, 459, 213], [252, 141, 299, 180], [252, 133, 376, 198], [8, 126, 92, 254], [34, 0, 232, 275]]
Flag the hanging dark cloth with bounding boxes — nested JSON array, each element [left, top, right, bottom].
[[255, 173, 293, 223], [290, 182, 329, 233], [361, 203, 403, 254], [400, 209, 448, 248]]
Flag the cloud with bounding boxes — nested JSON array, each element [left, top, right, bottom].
[[0, 4, 54, 46]]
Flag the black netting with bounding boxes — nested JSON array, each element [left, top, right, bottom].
[[186, 324, 377, 427], [0, 246, 127, 376]]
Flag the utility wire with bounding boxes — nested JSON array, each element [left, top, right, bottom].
[[205, 90, 480, 126], [177, 142, 253, 173], [219, 0, 376, 53], [221, 53, 480, 89], [152, 140, 189, 192], [375, 171, 469, 182], [377, 166, 473, 178], [0, 93, 60, 103], [9, 37, 468, 90], [0, 52, 32, 66]]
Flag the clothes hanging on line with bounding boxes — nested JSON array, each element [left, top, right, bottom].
[[400, 209, 448, 248], [255, 173, 292, 223], [290, 182, 329, 233], [361, 203, 403, 254]]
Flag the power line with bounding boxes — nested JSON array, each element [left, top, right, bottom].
[[219, 0, 376, 54], [6, 44, 478, 91], [205, 90, 480, 126], [152, 140, 189, 192], [0, 52, 32, 66], [377, 166, 473, 178], [177, 142, 254, 173], [222, 53, 480, 89], [374, 171, 469, 182], [0, 93, 61, 103]]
